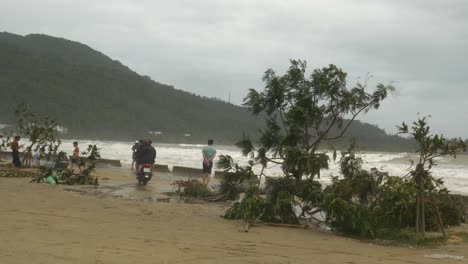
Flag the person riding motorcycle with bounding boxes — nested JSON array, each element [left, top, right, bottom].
[[135, 138, 156, 174], [131, 139, 144, 171]]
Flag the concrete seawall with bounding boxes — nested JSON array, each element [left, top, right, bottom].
[[154, 164, 171, 173], [2, 151, 229, 179], [172, 166, 203, 178]]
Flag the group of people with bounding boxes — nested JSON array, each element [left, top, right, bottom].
[[6, 136, 81, 171], [5, 135, 217, 185], [131, 138, 217, 186], [131, 138, 157, 174]]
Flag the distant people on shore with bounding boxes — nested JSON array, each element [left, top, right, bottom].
[[11, 136, 23, 168], [24, 146, 32, 167], [131, 139, 143, 171], [69, 141, 82, 173], [201, 139, 216, 186], [135, 138, 156, 174], [33, 147, 46, 167]]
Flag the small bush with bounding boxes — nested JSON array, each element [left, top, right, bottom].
[[184, 181, 210, 197], [173, 180, 211, 198], [322, 151, 466, 238]]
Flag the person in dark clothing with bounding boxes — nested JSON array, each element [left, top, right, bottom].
[[11, 136, 23, 168], [131, 139, 144, 172], [135, 138, 156, 174]]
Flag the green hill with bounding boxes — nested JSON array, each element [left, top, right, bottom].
[[0, 32, 414, 150], [0, 32, 267, 143]]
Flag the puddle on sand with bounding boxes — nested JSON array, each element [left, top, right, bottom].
[[62, 172, 220, 204]]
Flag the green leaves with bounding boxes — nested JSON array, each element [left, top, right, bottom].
[[243, 60, 395, 155], [400, 116, 467, 166], [224, 187, 266, 222], [243, 89, 265, 115], [282, 148, 329, 180], [13, 102, 62, 162], [217, 155, 258, 200], [397, 122, 409, 134]]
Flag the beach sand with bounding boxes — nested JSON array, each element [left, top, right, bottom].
[[1, 168, 467, 264]]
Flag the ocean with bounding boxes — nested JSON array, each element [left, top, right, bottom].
[[59, 139, 468, 195]]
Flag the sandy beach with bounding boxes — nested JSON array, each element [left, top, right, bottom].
[[1, 168, 468, 264]]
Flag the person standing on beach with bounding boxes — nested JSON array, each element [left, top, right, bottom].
[[11, 136, 23, 168], [69, 141, 82, 173], [201, 139, 216, 186], [33, 147, 45, 167]]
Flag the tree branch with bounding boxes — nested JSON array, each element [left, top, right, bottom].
[[322, 105, 370, 141]]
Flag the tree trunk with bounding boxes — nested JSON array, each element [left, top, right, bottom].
[[421, 193, 425, 236], [416, 194, 420, 233], [429, 193, 446, 237], [21, 143, 35, 167]]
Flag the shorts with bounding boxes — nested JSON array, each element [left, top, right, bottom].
[[202, 161, 213, 174]]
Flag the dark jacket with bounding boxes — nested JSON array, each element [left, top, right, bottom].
[[135, 144, 156, 163], [132, 142, 142, 159]]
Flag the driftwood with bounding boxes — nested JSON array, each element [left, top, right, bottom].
[[242, 222, 308, 232], [264, 223, 309, 229]]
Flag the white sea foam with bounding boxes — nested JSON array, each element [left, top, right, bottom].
[[55, 139, 468, 195]]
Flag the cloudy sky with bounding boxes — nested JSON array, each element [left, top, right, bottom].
[[2, 0, 467, 137]]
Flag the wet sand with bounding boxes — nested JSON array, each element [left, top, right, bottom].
[[1, 168, 468, 263]]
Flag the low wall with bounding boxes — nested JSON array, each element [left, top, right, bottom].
[[96, 158, 122, 167], [172, 166, 203, 177], [154, 164, 171, 173], [68, 156, 122, 167]]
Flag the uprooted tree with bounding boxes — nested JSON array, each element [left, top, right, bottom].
[[218, 60, 395, 226]]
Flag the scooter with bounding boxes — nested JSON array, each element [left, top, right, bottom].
[[137, 163, 153, 185]]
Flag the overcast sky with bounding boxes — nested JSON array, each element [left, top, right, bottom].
[[2, 0, 467, 137]]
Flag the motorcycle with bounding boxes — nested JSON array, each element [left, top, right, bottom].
[[136, 163, 153, 185]]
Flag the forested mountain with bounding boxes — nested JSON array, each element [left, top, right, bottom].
[[0, 32, 266, 143], [0, 32, 414, 150]]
